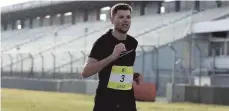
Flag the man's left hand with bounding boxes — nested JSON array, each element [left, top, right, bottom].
[[133, 72, 143, 85]]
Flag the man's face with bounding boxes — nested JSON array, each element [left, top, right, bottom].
[[111, 10, 131, 34]]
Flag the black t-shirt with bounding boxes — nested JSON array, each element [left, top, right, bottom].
[[89, 29, 138, 103]]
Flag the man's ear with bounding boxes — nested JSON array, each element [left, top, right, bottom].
[[110, 16, 114, 24]]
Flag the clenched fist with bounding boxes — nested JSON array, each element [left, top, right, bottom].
[[111, 43, 126, 60], [133, 72, 143, 85]]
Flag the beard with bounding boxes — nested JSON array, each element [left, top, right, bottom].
[[115, 27, 129, 34]]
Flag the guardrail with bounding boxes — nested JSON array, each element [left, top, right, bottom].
[[167, 83, 229, 105], [1, 76, 98, 95]]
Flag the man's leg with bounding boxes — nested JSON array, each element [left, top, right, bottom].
[[93, 103, 118, 111], [93, 97, 117, 111], [119, 100, 137, 111]]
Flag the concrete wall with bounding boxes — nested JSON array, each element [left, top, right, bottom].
[[1, 76, 98, 95], [166, 83, 186, 102], [2, 76, 60, 91], [59, 79, 86, 93], [1, 71, 82, 80], [185, 85, 215, 104], [168, 84, 229, 105]]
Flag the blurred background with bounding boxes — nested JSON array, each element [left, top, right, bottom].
[[1, 0, 229, 106]]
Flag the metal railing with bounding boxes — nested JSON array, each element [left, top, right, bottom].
[[1, 24, 112, 70]]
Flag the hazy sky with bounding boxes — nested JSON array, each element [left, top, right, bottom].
[[0, 0, 174, 8], [0, 0, 31, 7]]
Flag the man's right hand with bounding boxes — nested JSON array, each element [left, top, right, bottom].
[[82, 43, 126, 78], [111, 43, 126, 60]]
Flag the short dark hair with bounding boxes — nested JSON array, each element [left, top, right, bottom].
[[110, 3, 132, 17]]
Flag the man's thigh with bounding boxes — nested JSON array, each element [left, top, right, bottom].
[[119, 102, 137, 111], [93, 95, 136, 111], [93, 102, 116, 111], [93, 103, 137, 111], [93, 97, 116, 111]]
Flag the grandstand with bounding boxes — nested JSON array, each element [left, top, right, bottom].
[[1, 0, 229, 102]]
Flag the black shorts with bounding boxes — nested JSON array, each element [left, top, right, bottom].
[[93, 95, 137, 111], [93, 101, 137, 111]]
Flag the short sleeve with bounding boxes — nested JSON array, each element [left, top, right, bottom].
[[132, 37, 138, 51], [135, 40, 138, 50], [88, 38, 104, 61]]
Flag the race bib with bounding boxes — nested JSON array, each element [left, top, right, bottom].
[[107, 66, 133, 90]]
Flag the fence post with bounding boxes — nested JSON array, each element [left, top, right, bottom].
[[68, 51, 73, 74], [212, 49, 216, 75], [29, 53, 34, 78], [169, 44, 177, 85], [1, 55, 3, 73], [153, 45, 159, 90], [8, 54, 13, 76], [195, 43, 203, 103], [195, 44, 202, 86], [84, 27, 88, 54], [18, 53, 23, 77], [81, 51, 86, 66], [39, 53, 44, 78], [51, 52, 56, 79], [140, 46, 145, 74]]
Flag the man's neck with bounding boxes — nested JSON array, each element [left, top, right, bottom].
[[112, 29, 127, 40]]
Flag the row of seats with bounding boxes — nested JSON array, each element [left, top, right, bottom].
[[2, 7, 229, 72], [54, 7, 229, 73], [136, 7, 229, 47]]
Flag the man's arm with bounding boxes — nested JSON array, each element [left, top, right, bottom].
[[81, 43, 126, 78], [81, 55, 115, 78]]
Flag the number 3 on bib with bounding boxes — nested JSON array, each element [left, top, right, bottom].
[[107, 66, 133, 90], [120, 75, 125, 82]]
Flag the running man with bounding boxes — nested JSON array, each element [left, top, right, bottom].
[[81, 3, 143, 111]]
